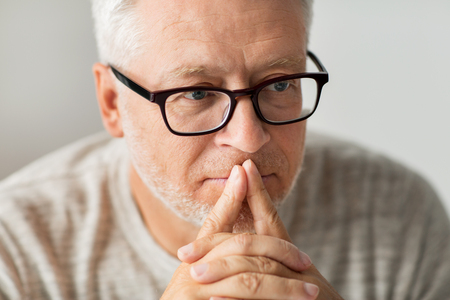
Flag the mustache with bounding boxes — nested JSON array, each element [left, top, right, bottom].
[[195, 149, 287, 178]]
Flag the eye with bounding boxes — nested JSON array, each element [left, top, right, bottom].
[[184, 91, 208, 100], [267, 81, 290, 92]]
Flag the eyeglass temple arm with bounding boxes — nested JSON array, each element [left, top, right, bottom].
[[109, 65, 153, 101], [307, 51, 328, 73]]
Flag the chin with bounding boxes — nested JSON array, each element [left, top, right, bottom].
[[173, 184, 289, 233], [231, 202, 256, 234], [134, 155, 297, 232], [168, 196, 258, 233]]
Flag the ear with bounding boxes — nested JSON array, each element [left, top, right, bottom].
[[93, 63, 124, 138]]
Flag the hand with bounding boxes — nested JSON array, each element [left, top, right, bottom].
[[162, 160, 343, 299], [161, 163, 314, 299]]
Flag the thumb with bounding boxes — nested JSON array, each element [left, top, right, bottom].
[[243, 159, 291, 242], [196, 165, 247, 239]]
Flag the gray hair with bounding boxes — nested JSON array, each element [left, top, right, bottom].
[[91, 0, 314, 70]]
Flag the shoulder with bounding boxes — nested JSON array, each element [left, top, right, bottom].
[[0, 131, 127, 235], [295, 132, 450, 256], [304, 131, 405, 174], [0, 132, 120, 192], [302, 131, 426, 196], [0, 132, 134, 298], [296, 131, 447, 227], [290, 132, 450, 299]]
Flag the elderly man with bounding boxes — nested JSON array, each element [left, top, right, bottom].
[[1, 0, 449, 299]]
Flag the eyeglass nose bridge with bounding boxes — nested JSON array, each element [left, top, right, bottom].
[[229, 86, 257, 100], [224, 87, 265, 124]]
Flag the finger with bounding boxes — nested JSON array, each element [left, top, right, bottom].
[[190, 255, 300, 284], [199, 273, 319, 300], [196, 165, 247, 240], [178, 232, 236, 263], [243, 159, 291, 242], [200, 233, 312, 272]]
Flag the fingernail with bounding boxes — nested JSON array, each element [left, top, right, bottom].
[[177, 243, 193, 258], [229, 165, 239, 182], [243, 159, 253, 170], [192, 263, 208, 277], [299, 251, 312, 269], [304, 282, 319, 298], [244, 159, 260, 176]]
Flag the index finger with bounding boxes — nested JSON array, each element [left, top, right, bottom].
[[196, 165, 247, 239], [243, 159, 292, 242]]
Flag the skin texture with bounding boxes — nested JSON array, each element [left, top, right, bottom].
[[93, 0, 344, 298], [165, 160, 343, 299], [95, 0, 307, 255]]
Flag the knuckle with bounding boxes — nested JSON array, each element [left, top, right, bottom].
[[234, 233, 253, 252], [202, 233, 216, 245], [284, 279, 304, 296], [278, 239, 298, 266], [258, 184, 267, 195], [239, 273, 262, 295], [222, 188, 234, 201], [202, 211, 223, 233], [254, 256, 275, 274], [281, 239, 293, 252], [198, 233, 235, 254], [194, 234, 214, 254], [264, 206, 281, 227], [248, 182, 267, 199], [217, 257, 232, 272], [280, 239, 294, 256]]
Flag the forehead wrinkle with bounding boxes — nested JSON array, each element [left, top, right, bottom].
[[166, 58, 232, 79], [160, 60, 234, 87], [268, 57, 305, 68], [160, 16, 221, 35], [243, 35, 285, 47], [160, 38, 242, 82]]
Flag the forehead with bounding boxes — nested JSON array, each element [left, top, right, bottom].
[[134, 0, 307, 84]]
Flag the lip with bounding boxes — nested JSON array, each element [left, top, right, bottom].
[[204, 174, 274, 185]]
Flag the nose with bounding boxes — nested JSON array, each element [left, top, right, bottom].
[[215, 96, 270, 153]]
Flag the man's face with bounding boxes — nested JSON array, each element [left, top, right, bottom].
[[120, 0, 308, 229]]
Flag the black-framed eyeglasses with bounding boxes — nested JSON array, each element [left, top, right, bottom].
[[110, 51, 328, 136]]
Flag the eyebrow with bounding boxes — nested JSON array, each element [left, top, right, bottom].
[[172, 66, 207, 78], [267, 56, 305, 68], [167, 56, 305, 80]]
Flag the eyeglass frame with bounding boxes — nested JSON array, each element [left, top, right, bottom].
[[109, 50, 329, 136]]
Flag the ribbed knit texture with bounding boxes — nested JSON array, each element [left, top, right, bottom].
[[0, 131, 448, 300]]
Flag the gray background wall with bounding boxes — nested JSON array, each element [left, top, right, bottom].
[[1, 1, 449, 213]]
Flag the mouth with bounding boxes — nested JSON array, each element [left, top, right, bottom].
[[204, 174, 274, 185]]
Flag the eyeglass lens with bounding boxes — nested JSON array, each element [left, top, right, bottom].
[[165, 91, 231, 133], [164, 77, 318, 134]]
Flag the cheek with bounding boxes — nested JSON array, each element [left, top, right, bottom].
[[122, 97, 170, 170], [121, 95, 164, 137], [122, 97, 211, 184], [263, 122, 305, 201], [163, 138, 206, 175], [273, 121, 306, 175]]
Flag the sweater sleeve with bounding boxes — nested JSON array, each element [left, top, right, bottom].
[[289, 133, 450, 300], [397, 174, 450, 300], [0, 220, 25, 300]]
